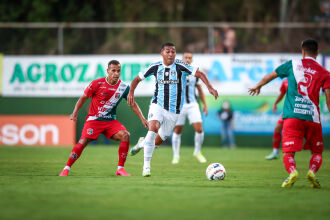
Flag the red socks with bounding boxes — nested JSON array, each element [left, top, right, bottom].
[[66, 143, 85, 167], [283, 153, 296, 173], [309, 153, 322, 173], [273, 131, 281, 149], [118, 141, 129, 167]]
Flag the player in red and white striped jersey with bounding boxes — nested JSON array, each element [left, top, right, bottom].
[[249, 39, 330, 188], [59, 60, 148, 177]]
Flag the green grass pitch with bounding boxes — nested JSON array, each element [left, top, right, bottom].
[[0, 145, 329, 220]]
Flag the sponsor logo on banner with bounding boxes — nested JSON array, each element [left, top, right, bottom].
[[0, 115, 76, 146], [2, 54, 323, 97], [203, 95, 330, 135]]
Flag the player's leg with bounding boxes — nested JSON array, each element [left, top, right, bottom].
[[266, 118, 283, 160], [282, 152, 299, 188], [305, 122, 323, 188], [187, 103, 206, 162], [172, 125, 183, 164], [221, 121, 229, 147], [59, 138, 92, 176], [191, 122, 206, 163], [227, 122, 236, 148], [171, 108, 188, 165], [307, 151, 322, 189], [171, 105, 187, 164], [146, 110, 179, 175], [59, 120, 101, 176], [111, 128, 131, 176], [281, 119, 303, 188], [142, 120, 160, 177]]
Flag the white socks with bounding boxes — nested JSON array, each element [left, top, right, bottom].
[[172, 132, 181, 158], [64, 166, 71, 170], [137, 138, 145, 150], [273, 148, 279, 154], [194, 132, 204, 155], [143, 131, 157, 169]]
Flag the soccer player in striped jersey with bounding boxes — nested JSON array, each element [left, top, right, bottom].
[[171, 52, 208, 164], [265, 78, 288, 160], [127, 43, 218, 177], [249, 39, 330, 188], [59, 60, 148, 177]]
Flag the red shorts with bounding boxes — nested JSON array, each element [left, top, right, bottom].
[[81, 120, 127, 140], [277, 114, 284, 125], [282, 118, 323, 153]]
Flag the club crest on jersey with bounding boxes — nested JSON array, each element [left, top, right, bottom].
[[115, 93, 120, 99], [87, 128, 93, 135], [171, 71, 176, 75], [165, 71, 169, 76]]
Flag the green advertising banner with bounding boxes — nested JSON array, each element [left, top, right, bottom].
[[203, 95, 330, 135]]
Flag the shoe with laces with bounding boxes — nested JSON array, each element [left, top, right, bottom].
[[116, 168, 131, 176], [172, 157, 180, 164], [59, 168, 70, 176], [281, 170, 299, 188], [130, 137, 144, 156], [142, 167, 151, 177], [306, 170, 321, 189], [194, 152, 207, 163], [265, 152, 280, 160]]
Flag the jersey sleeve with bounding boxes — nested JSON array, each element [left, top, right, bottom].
[[138, 63, 159, 80], [177, 60, 198, 76], [84, 81, 95, 97], [279, 79, 288, 94], [275, 60, 292, 79], [323, 71, 330, 90], [122, 85, 130, 100]]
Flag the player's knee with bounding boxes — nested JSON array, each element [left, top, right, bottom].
[[155, 135, 163, 145], [79, 138, 92, 146], [121, 130, 130, 142]]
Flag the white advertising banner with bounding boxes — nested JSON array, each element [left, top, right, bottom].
[[2, 54, 322, 97]]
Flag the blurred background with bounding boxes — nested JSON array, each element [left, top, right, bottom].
[[0, 0, 329, 147]]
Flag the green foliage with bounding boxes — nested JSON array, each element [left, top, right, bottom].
[[0, 0, 327, 54]]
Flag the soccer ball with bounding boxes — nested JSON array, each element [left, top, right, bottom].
[[206, 163, 226, 180]]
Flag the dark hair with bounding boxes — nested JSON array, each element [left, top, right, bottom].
[[301, 39, 318, 55], [108, 60, 120, 67], [161, 42, 175, 51], [183, 51, 193, 55]]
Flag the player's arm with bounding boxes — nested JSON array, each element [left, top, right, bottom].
[[196, 84, 208, 116], [325, 88, 330, 112], [127, 76, 142, 106], [195, 70, 218, 100], [129, 101, 148, 128], [248, 71, 278, 96], [70, 94, 89, 121], [272, 92, 286, 113]]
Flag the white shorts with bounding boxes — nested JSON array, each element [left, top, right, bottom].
[[148, 103, 179, 141], [176, 102, 202, 126]]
